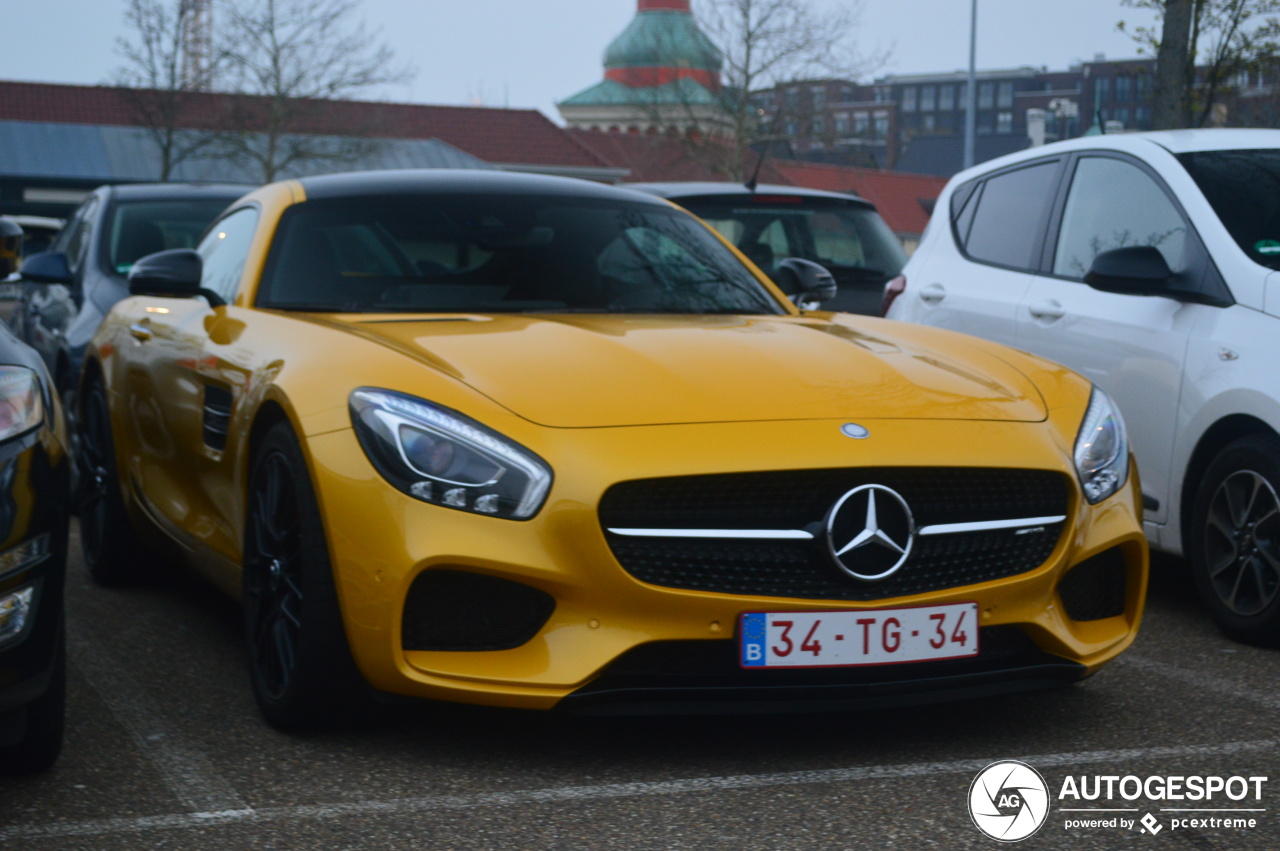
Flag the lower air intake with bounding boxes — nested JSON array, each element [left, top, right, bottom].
[[1057, 548, 1128, 621], [402, 570, 555, 652]]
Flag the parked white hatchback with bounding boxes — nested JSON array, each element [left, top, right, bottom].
[[886, 129, 1280, 644]]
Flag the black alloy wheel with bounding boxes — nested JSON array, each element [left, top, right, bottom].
[[244, 447, 304, 703], [78, 377, 145, 585], [1190, 435, 1280, 646], [58, 373, 81, 509], [243, 422, 370, 730]]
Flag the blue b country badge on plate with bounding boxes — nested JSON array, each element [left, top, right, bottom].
[[741, 613, 767, 666]]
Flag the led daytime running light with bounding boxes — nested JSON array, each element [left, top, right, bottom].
[[351, 389, 552, 519]]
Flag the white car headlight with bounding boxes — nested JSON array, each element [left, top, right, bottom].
[[0, 366, 42, 442], [350, 388, 552, 520], [1074, 387, 1129, 504]]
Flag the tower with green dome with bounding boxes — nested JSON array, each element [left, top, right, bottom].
[[558, 0, 728, 135]]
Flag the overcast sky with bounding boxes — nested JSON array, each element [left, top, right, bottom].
[[2, 1, 1159, 121]]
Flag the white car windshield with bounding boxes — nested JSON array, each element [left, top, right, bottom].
[[1178, 148, 1280, 271]]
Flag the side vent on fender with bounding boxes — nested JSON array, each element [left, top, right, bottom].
[[203, 385, 233, 451]]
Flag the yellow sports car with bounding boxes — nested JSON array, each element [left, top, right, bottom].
[[80, 171, 1147, 729]]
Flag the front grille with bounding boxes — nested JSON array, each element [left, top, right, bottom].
[[402, 570, 555, 651], [600, 468, 1071, 601], [1058, 547, 1128, 621]]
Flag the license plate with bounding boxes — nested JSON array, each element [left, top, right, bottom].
[[739, 602, 979, 668]]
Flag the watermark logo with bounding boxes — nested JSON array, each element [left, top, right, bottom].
[[969, 761, 1051, 842]]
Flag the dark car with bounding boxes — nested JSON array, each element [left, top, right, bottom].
[[13, 183, 249, 429], [0, 321, 70, 773], [628, 182, 907, 315]]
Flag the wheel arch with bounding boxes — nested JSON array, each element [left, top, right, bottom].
[[1180, 414, 1280, 554]]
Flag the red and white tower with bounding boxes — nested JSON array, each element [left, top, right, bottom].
[[559, 0, 726, 135]]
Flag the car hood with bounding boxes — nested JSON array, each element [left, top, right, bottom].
[[327, 314, 1047, 428]]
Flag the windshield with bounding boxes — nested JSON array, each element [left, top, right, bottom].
[[107, 199, 233, 274], [256, 195, 784, 315], [1178, 149, 1280, 271], [672, 194, 907, 288]]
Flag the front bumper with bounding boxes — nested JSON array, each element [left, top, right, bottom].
[[0, 426, 70, 734], [557, 626, 1087, 715], [305, 415, 1147, 711]]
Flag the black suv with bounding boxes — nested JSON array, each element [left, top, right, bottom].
[[628, 183, 907, 315], [14, 183, 248, 430]]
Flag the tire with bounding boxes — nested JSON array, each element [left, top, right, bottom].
[[59, 374, 81, 514], [1188, 434, 1280, 646], [77, 376, 147, 585], [243, 422, 370, 731], [0, 625, 66, 775]]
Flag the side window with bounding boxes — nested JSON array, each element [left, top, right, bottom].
[[58, 197, 100, 273], [198, 207, 260, 302], [1053, 157, 1188, 279], [961, 161, 1060, 271]]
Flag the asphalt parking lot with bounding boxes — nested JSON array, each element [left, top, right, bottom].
[[1, 525, 1277, 850]]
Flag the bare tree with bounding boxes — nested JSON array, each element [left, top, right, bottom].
[[1120, 0, 1280, 128], [217, 0, 413, 182], [113, 0, 222, 181]]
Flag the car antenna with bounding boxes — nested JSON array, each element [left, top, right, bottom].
[[745, 140, 770, 193]]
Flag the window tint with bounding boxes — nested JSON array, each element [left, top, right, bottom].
[[1053, 157, 1187, 279], [963, 162, 1060, 270], [108, 199, 234, 273], [257, 195, 782, 315], [675, 196, 907, 285], [198, 207, 260, 302], [60, 197, 99, 273], [1178, 148, 1280, 270]]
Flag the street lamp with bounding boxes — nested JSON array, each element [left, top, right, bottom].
[[964, 0, 978, 170]]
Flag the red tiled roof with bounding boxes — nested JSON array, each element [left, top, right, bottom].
[[0, 80, 612, 171], [567, 130, 946, 236], [566, 129, 792, 184], [772, 160, 947, 236]]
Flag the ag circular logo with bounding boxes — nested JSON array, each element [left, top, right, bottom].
[[825, 484, 915, 581], [968, 760, 1050, 842]]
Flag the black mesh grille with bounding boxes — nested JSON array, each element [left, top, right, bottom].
[[402, 570, 555, 651], [1058, 547, 1128, 621], [600, 468, 1071, 601]]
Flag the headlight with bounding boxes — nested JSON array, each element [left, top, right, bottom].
[[0, 584, 35, 646], [0, 366, 42, 442], [350, 388, 552, 520], [1074, 387, 1129, 504]]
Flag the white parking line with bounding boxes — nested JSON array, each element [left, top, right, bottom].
[[4, 739, 1274, 841], [66, 621, 249, 814], [1117, 655, 1280, 712]]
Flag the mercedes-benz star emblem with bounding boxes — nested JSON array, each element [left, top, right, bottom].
[[826, 484, 915, 581]]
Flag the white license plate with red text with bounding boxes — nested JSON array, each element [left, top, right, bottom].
[[739, 602, 979, 668]]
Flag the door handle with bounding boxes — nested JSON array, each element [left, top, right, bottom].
[[919, 283, 946, 305], [1028, 300, 1066, 321], [129, 322, 153, 342]]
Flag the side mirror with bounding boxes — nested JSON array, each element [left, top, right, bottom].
[[1084, 246, 1173, 296], [127, 249, 224, 306], [776, 258, 838, 310], [19, 251, 73, 285]]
